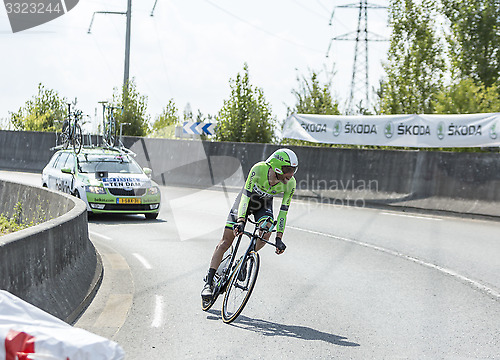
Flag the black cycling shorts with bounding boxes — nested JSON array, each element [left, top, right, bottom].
[[225, 189, 274, 229]]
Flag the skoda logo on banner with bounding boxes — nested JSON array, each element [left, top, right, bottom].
[[490, 122, 498, 140], [333, 121, 342, 137], [384, 121, 394, 139], [437, 121, 445, 140]]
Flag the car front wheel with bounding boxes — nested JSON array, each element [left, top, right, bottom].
[[145, 213, 159, 220]]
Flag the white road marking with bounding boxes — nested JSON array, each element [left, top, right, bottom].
[[104, 253, 129, 270], [94, 294, 133, 328], [152, 295, 164, 328], [381, 212, 442, 221], [289, 226, 500, 301], [89, 230, 113, 241], [133, 253, 152, 269]]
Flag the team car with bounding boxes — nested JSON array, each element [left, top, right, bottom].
[[42, 147, 161, 219]]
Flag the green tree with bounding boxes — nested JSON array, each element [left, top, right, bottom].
[[435, 78, 500, 113], [112, 79, 150, 136], [442, 0, 500, 88], [10, 83, 67, 131], [215, 64, 275, 143], [288, 71, 340, 115], [0, 118, 6, 130], [183, 103, 193, 121], [283, 70, 340, 146], [151, 99, 179, 138], [379, 0, 446, 114]]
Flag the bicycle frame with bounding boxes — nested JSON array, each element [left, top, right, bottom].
[[65, 103, 74, 137], [212, 217, 277, 298], [100, 102, 124, 148], [69, 108, 82, 138], [57, 103, 83, 154]]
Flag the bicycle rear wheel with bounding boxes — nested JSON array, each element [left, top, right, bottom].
[[105, 119, 117, 147], [222, 251, 260, 324], [201, 249, 233, 312], [202, 274, 222, 312], [60, 120, 70, 149], [72, 123, 83, 154], [202, 292, 218, 312]]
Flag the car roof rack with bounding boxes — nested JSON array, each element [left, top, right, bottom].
[[50, 144, 136, 157], [49, 144, 66, 151], [104, 145, 137, 157]]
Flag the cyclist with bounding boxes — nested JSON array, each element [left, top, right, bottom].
[[201, 148, 298, 299]]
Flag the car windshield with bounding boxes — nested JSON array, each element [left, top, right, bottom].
[[77, 154, 143, 174]]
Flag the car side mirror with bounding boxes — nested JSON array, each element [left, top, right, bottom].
[[143, 167, 152, 177], [61, 167, 73, 174]]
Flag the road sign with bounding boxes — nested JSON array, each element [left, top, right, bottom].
[[182, 122, 216, 135]]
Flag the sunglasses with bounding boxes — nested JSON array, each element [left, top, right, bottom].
[[282, 165, 298, 175]]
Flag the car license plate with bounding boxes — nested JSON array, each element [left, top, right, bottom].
[[117, 198, 141, 204]]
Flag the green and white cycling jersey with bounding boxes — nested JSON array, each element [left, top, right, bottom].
[[237, 161, 296, 233]]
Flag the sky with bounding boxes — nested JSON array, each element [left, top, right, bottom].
[[0, 0, 390, 133]]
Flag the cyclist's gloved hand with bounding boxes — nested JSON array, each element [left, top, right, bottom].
[[275, 237, 286, 255], [233, 220, 245, 236]]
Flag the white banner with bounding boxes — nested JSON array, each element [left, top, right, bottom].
[[283, 113, 500, 147], [0, 290, 125, 360]]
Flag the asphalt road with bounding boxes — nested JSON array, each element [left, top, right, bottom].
[[2, 170, 500, 359]]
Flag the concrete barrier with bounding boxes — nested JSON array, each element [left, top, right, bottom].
[[0, 179, 101, 323], [0, 130, 56, 172], [119, 136, 500, 218], [1, 129, 500, 217]]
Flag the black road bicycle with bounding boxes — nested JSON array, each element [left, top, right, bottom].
[[59, 103, 83, 154], [99, 101, 123, 148], [202, 217, 281, 324]]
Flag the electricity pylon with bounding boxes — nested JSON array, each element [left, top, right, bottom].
[[326, 0, 386, 113], [88, 0, 132, 92]]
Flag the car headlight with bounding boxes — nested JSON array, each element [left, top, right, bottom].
[[148, 186, 160, 195], [85, 186, 107, 194]]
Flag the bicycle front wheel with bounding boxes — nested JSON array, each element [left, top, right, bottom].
[[222, 251, 260, 324], [72, 123, 83, 154]]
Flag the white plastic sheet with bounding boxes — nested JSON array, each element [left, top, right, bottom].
[[0, 291, 124, 360]]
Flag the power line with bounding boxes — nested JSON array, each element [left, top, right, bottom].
[[205, 0, 324, 54], [292, 0, 329, 20], [327, 0, 387, 113], [316, 0, 331, 14], [87, 0, 132, 92], [150, 0, 159, 16]]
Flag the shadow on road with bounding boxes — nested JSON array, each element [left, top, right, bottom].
[[206, 310, 360, 347], [88, 213, 166, 224]]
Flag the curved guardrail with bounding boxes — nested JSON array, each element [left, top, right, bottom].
[[0, 179, 102, 323]]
